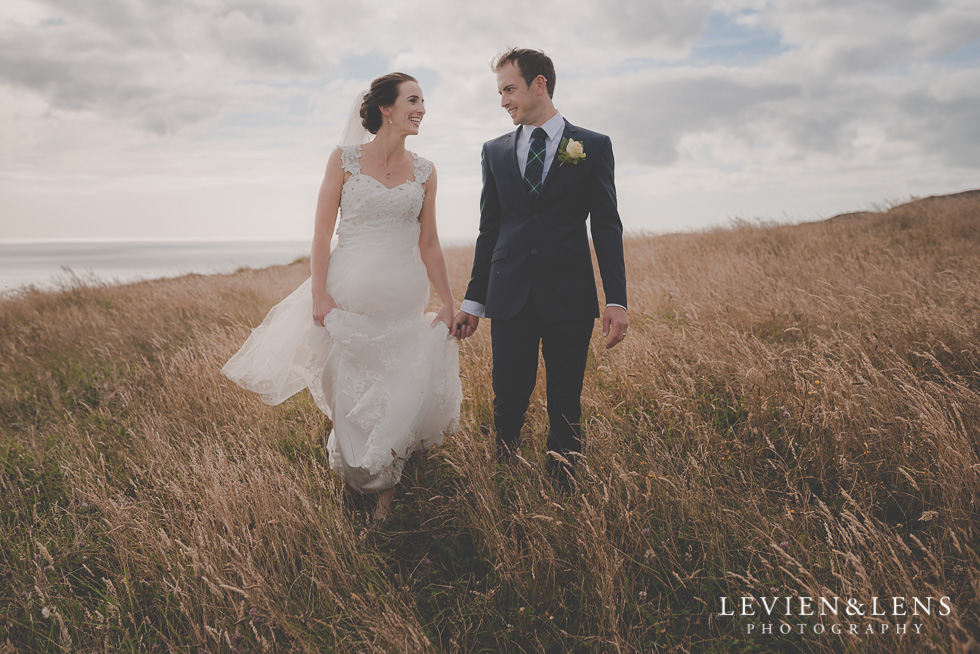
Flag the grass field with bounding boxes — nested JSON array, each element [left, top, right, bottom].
[[2, 192, 979, 652]]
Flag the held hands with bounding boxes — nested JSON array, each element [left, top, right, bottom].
[[449, 307, 623, 346], [602, 305, 628, 349], [451, 310, 479, 340], [430, 304, 455, 330], [312, 289, 338, 326]]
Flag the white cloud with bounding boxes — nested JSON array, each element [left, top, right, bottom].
[[758, 0, 980, 74], [0, 0, 978, 243]]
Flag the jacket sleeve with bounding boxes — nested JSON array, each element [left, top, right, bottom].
[[588, 135, 627, 309], [464, 142, 501, 305]]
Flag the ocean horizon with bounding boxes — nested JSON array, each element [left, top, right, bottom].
[[0, 239, 313, 295], [0, 237, 477, 296]]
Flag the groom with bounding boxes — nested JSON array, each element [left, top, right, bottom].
[[452, 48, 628, 491]]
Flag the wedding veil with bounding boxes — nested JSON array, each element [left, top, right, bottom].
[[338, 89, 372, 147]]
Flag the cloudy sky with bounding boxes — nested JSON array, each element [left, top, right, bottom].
[[2, 0, 978, 243]]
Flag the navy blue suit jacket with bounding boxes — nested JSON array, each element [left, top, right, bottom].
[[464, 120, 627, 321]]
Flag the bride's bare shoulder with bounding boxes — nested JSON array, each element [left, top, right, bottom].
[[318, 148, 353, 189], [325, 146, 362, 182]]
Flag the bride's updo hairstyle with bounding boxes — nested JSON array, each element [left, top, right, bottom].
[[360, 72, 418, 134], [492, 47, 556, 99]]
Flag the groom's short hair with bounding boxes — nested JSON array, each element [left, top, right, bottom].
[[492, 48, 556, 98]]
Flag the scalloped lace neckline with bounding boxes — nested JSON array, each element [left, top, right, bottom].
[[348, 173, 419, 192], [349, 145, 420, 190]]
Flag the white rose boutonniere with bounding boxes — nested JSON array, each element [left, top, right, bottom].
[[557, 137, 586, 166]]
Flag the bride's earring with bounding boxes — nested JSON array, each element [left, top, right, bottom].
[[389, 118, 393, 125]]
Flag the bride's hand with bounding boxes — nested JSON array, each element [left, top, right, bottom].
[[431, 304, 454, 330], [313, 289, 338, 326]]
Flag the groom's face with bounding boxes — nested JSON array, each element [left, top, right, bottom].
[[497, 61, 540, 126]]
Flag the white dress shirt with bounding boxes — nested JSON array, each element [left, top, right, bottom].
[[461, 111, 625, 318]]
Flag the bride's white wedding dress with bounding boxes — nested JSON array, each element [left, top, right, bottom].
[[221, 145, 462, 492]]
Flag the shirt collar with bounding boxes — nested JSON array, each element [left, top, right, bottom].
[[520, 110, 564, 143]]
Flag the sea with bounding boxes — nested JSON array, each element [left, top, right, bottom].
[[0, 240, 313, 296]]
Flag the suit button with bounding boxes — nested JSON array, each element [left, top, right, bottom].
[[533, 213, 540, 221], [531, 249, 538, 255]]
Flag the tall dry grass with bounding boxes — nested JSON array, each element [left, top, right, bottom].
[[2, 193, 979, 652]]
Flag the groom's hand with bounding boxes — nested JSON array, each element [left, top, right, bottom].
[[602, 306, 628, 349], [452, 310, 480, 340]]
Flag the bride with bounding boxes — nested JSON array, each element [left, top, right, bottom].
[[222, 73, 462, 521]]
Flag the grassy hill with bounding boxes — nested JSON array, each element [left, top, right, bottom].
[[2, 193, 979, 652]]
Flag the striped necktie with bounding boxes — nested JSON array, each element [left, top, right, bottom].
[[523, 127, 547, 200]]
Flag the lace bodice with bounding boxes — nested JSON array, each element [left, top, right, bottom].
[[336, 145, 432, 247]]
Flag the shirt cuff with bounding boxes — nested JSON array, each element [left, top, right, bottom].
[[460, 299, 486, 318], [606, 303, 627, 311]]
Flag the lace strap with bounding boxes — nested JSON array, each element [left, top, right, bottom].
[[340, 145, 362, 175], [411, 152, 433, 185]]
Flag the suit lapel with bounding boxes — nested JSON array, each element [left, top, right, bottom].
[[536, 119, 575, 203], [510, 127, 522, 177]]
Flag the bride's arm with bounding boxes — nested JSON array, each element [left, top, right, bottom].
[[311, 148, 345, 325], [417, 165, 455, 329]]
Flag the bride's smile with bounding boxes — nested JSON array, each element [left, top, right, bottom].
[[380, 82, 425, 135]]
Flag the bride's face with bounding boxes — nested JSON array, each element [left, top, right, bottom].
[[383, 81, 425, 135]]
